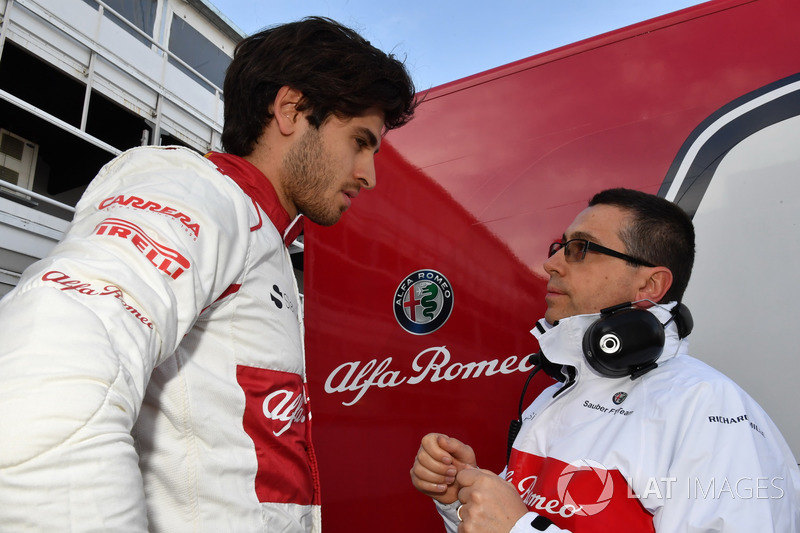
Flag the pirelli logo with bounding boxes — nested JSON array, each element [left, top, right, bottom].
[[95, 218, 190, 279]]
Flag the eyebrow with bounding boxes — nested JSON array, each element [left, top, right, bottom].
[[564, 231, 595, 242]]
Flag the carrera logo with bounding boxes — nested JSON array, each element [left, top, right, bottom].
[[95, 218, 190, 279], [393, 269, 454, 335], [99, 195, 200, 238], [236, 366, 319, 505]]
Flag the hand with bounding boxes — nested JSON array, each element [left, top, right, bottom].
[[410, 433, 477, 504], [456, 466, 528, 533]]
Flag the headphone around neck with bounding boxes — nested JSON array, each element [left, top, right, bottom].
[[508, 301, 693, 461], [582, 301, 693, 379]]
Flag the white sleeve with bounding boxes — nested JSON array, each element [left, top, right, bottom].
[[435, 502, 573, 533], [435, 500, 461, 533], [0, 147, 251, 530], [648, 378, 800, 532]]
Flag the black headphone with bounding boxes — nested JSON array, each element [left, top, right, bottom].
[[582, 301, 693, 379], [507, 302, 693, 461]]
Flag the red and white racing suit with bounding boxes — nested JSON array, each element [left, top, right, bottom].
[[437, 304, 800, 532], [0, 146, 320, 531]]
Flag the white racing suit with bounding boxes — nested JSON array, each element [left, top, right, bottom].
[[0, 146, 320, 531], [437, 304, 800, 532]]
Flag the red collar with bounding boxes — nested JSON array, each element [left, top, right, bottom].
[[205, 152, 303, 247]]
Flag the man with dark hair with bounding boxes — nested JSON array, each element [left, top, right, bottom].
[[222, 16, 416, 157], [588, 188, 695, 303], [0, 17, 416, 532], [411, 188, 799, 532]]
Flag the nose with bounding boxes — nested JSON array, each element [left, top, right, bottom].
[[543, 246, 565, 276], [356, 153, 377, 190]]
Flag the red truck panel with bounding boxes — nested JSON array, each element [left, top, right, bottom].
[[305, 0, 800, 529]]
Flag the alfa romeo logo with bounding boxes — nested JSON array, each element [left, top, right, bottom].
[[393, 269, 454, 335]]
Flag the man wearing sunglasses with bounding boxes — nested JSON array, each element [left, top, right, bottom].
[[411, 188, 799, 532]]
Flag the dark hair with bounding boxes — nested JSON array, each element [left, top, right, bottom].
[[222, 16, 417, 156], [589, 188, 695, 303]]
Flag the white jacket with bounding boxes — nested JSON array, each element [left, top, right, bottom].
[[0, 146, 320, 532], [438, 304, 800, 532]]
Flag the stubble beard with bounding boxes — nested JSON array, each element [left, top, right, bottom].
[[282, 127, 344, 227]]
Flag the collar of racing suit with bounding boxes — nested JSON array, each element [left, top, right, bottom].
[[205, 151, 304, 248], [529, 303, 686, 388]]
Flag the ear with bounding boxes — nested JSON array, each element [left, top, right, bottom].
[[273, 86, 304, 136], [634, 266, 673, 304]]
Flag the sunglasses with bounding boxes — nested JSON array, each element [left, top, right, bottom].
[[548, 238, 655, 267]]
